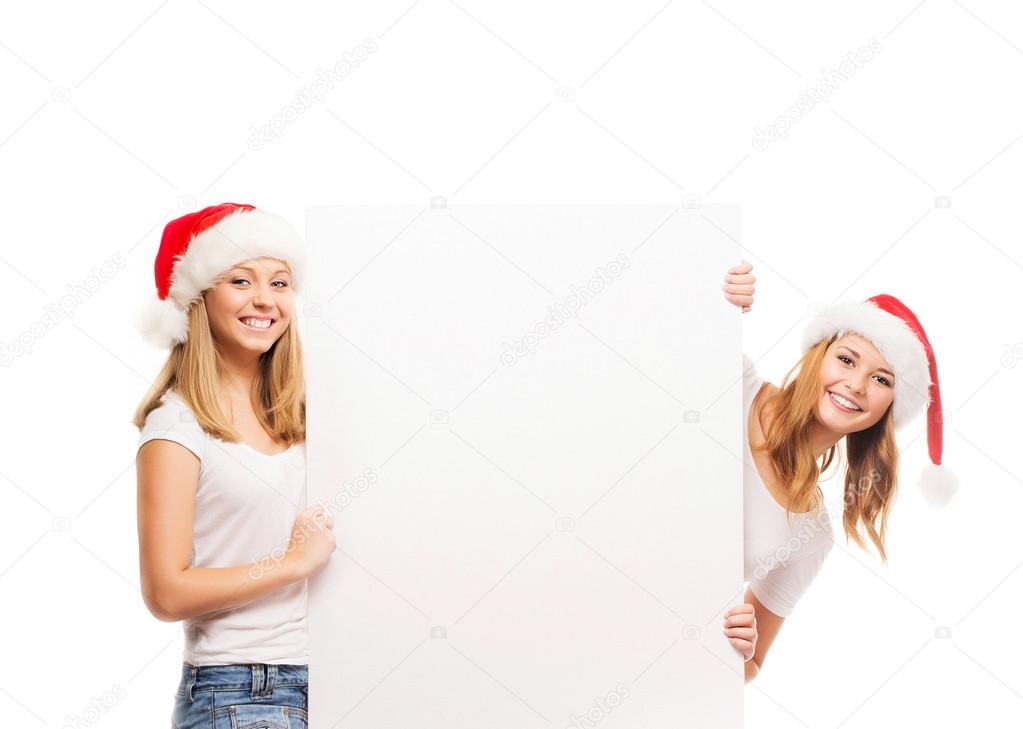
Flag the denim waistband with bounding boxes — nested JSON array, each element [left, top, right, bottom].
[[180, 662, 308, 701]]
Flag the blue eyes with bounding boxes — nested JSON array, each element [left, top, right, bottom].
[[838, 355, 891, 387], [231, 278, 289, 288]]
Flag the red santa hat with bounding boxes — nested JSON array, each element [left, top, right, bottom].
[[136, 202, 305, 349], [801, 294, 956, 505]]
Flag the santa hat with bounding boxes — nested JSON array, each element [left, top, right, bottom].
[[802, 294, 956, 505], [136, 202, 305, 349]]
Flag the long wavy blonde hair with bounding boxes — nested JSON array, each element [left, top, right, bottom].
[[131, 292, 306, 445], [751, 335, 899, 563]]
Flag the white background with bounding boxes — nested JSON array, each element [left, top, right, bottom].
[[0, 1, 1020, 727]]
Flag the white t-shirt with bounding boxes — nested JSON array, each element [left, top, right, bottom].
[[742, 355, 834, 618], [137, 389, 309, 665]]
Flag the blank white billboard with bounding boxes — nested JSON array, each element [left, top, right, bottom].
[[305, 203, 744, 728]]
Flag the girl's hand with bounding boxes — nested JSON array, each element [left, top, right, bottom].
[[724, 603, 758, 662], [285, 505, 336, 579], [723, 260, 756, 313]]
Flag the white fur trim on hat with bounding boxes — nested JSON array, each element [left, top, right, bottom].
[[801, 301, 931, 429], [137, 208, 306, 349], [166, 208, 305, 310]]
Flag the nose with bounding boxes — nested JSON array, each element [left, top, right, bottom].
[[846, 371, 868, 396], [252, 282, 274, 307]]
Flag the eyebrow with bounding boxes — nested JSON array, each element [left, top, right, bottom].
[[233, 265, 290, 276], [837, 346, 894, 377]]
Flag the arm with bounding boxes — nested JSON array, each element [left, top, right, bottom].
[[136, 439, 308, 622], [743, 587, 786, 683]]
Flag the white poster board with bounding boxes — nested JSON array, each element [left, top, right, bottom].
[[305, 204, 744, 728]]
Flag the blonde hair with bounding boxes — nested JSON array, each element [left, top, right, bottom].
[[752, 336, 898, 563], [132, 294, 305, 445]]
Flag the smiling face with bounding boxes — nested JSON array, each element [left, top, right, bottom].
[[203, 257, 294, 357], [816, 333, 896, 435]]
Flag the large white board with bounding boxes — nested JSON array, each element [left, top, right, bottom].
[[305, 204, 744, 728]]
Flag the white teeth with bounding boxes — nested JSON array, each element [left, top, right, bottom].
[[241, 318, 272, 329], [829, 392, 861, 411]]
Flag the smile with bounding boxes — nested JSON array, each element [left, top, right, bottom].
[[239, 317, 275, 330], [827, 391, 862, 413]]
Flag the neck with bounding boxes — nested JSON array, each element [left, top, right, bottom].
[[808, 419, 844, 460], [219, 349, 261, 400]]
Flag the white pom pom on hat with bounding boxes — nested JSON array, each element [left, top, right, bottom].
[[801, 294, 956, 505], [136, 202, 306, 349]]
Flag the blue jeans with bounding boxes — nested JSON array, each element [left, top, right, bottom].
[[172, 662, 308, 729]]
